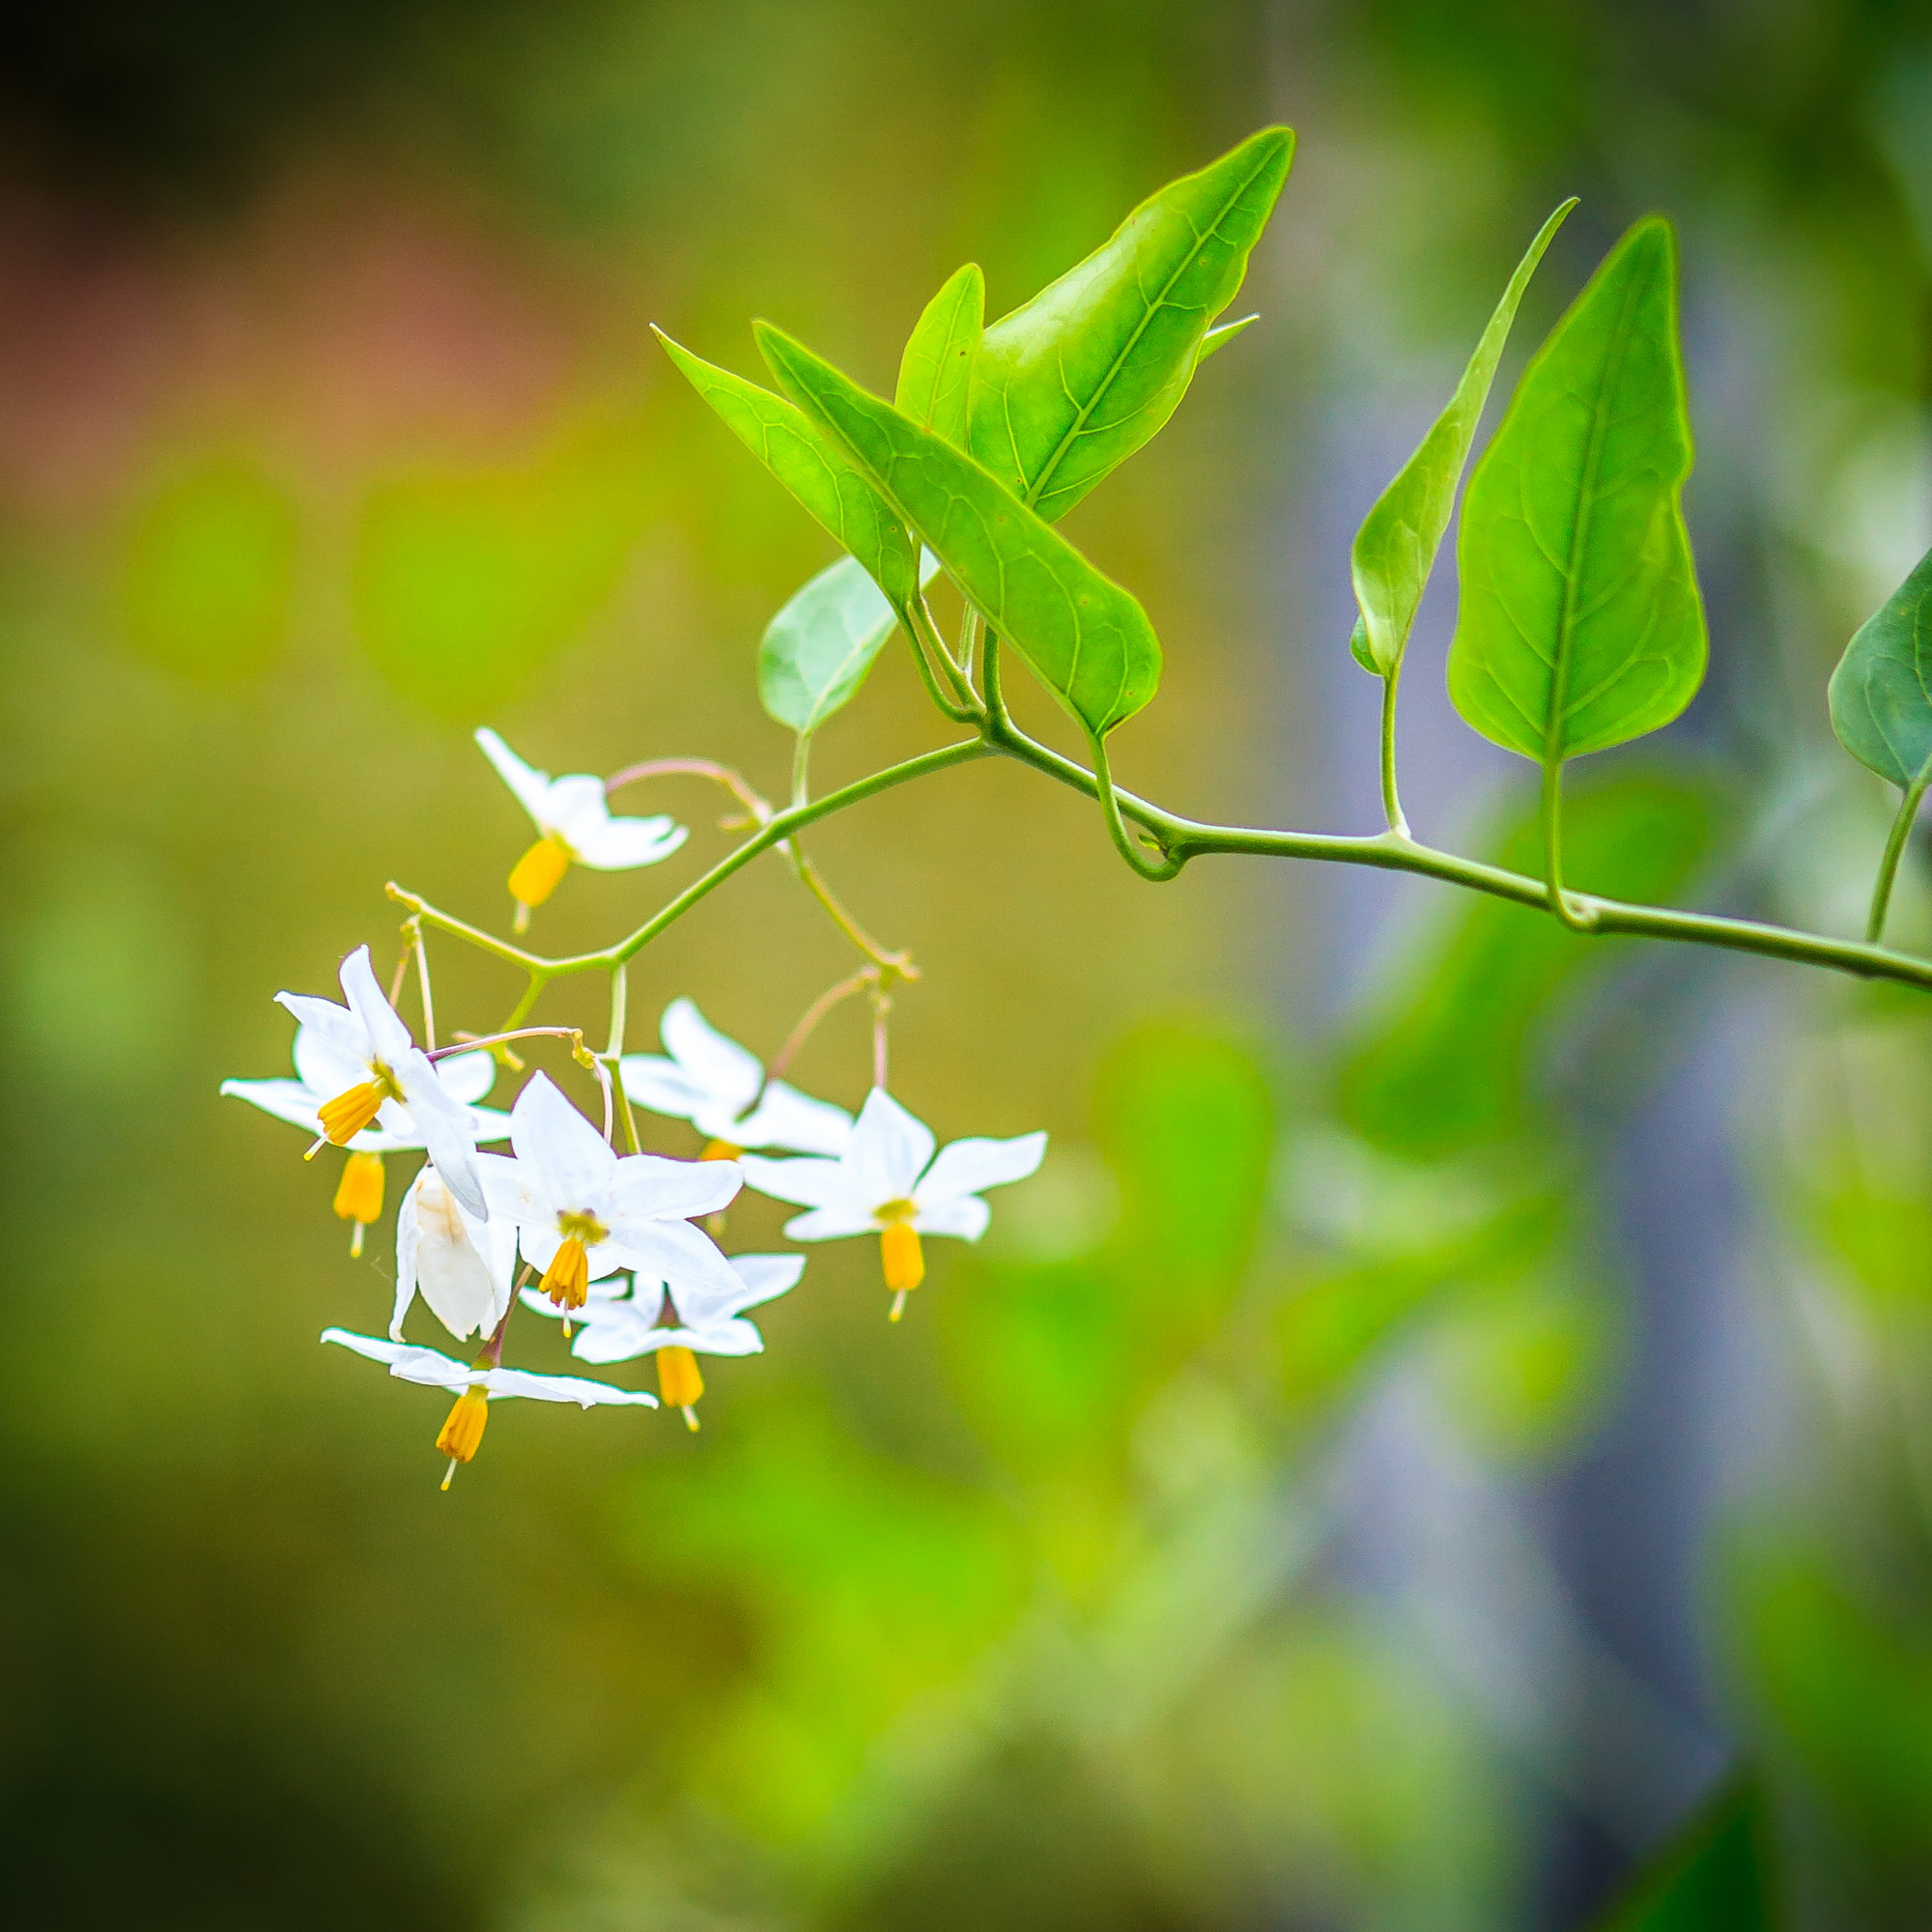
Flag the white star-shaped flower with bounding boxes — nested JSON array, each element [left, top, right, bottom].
[[740, 1089, 1045, 1319], [322, 1327, 658, 1489], [475, 727, 687, 929], [521, 1252, 803, 1427], [620, 997, 852, 1156], [391, 1165, 520, 1344], [270, 945, 489, 1221], [478, 1071, 744, 1312]]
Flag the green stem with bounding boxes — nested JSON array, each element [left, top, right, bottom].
[[1539, 756, 1597, 932], [606, 963, 628, 1059], [1868, 765, 1932, 945], [1090, 733, 1183, 882], [904, 598, 981, 722], [1379, 668, 1407, 838]]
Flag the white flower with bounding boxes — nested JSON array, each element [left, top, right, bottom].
[[270, 945, 489, 1221], [475, 727, 687, 928], [322, 1327, 658, 1489], [740, 1089, 1045, 1319], [620, 997, 852, 1155], [479, 1071, 744, 1311], [392, 1165, 520, 1344], [520, 1252, 802, 1428]]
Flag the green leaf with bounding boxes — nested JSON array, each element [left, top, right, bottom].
[[1447, 218, 1706, 763], [755, 322, 1163, 739], [968, 126, 1293, 522], [1195, 313, 1258, 365], [758, 550, 941, 737], [1829, 543, 1932, 788], [1593, 1778, 1771, 1931], [1350, 199, 1576, 680], [652, 327, 919, 612], [895, 263, 983, 448]]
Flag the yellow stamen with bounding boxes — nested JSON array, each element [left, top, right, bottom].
[[333, 1151, 384, 1228], [317, 1082, 384, 1146], [657, 1345, 704, 1427], [700, 1139, 743, 1162], [880, 1219, 923, 1296], [508, 835, 572, 923], [541, 1235, 590, 1309], [889, 1289, 908, 1323], [436, 1387, 489, 1489]]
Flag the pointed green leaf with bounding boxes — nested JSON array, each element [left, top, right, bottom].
[[652, 327, 919, 611], [758, 550, 941, 737], [1195, 312, 1258, 366], [1350, 199, 1576, 680], [1829, 543, 1932, 788], [1447, 218, 1707, 763], [756, 322, 1162, 739], [895, 264, 983, 448], [1593, 1778, 1770, 1931], [968, 126, 1293, 521]]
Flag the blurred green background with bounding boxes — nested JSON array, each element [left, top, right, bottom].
[[3, 2, 1932, 1926]]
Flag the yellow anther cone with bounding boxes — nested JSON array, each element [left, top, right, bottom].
[[508, 835, 571, 918], [318, 1083, 384, 1146], [541, 1236, 590, 1309], [699, 1139, 743, 1162], [333, 1151, 384, 1224], [881, 1221, 923, 1294], [436, 1388, 489, 1489], [657, 1345, 704, 1427]]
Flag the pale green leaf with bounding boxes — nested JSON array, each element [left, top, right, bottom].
[[1350, 199, 1575, 679], [758, 551, 941, 737], [895, 264, 983, 448], [756, 322, 1162, 740], [1828, 543, 1932, 788], [968, 126, 1293, 521], [652, 327, 919, 612], [1195, 313, 1259, 366], [1447, 218, 1706, 763]]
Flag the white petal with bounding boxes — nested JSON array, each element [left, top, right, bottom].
[[729, 1081, 854, 1156], [518, 1221, 563, 1276], [608, 1217, 745, 1301], [466, 1103, 514, 1146], [293, 1025, 372, 1099], [915, 1131, 1048, 1206], [338, 945, 416, 1065], [220, 1077, 325, 1134], [911, 1195, 990, 1240], [396, 1051, 487, 1220], [660, 998, 762, 1111], [476, 1150, 542, 1223], [724, 1252, 805, 1314], [572, 814, 688, 869], [275, 992, 370, 1064], [781, 1205, 881, 1241], [475, 1365, 659, 1407], [510, 1071, 614, 1211], [849, 1088, 936, 1203], [681, 1316, 765, 1357], [391, 1175, 423, 1340], [435, 1049, 497, 1106], [474, 726, 556, 828], [321, 1328, 470, 1390], [607, 1151, 741, 1225], [617, 1054, 712, 1123], [737, 1152, 858, 1210], [404, 1167, 503, 1343], [565, 1305, 663, 1363]]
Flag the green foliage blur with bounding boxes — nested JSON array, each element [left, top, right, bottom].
[[3, 3, 1932, 1928]]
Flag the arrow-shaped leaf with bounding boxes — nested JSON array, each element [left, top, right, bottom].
[[969, 125, 1293, 522], [653, 327, 920, 613], [756, 321, 1162, 740], [1829, 543, 1932, 790], [1350, 198, 1575, 679], [759, 550, 941, 737], [895, 264, 983, 448], [1447, 217, 1706, 764]]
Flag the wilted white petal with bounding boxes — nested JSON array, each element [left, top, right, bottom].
[[399, 1167, 505, 1343]]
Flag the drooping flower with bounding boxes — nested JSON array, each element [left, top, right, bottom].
[[222, 1025, 509, 1253], [269, 946, 489, 1221], [620, 997, 852, 1159], [392, 1165, 520, 1343], [740, 1090, 1045, 1320], [322, 1328, 659, 1489], [521, 1253, 803, 1428], [475, 727, 687, 931], [479, 1072, 744, 1312]]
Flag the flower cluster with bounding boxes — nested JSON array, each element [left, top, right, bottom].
[[226, 731, 1045, 1487]]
